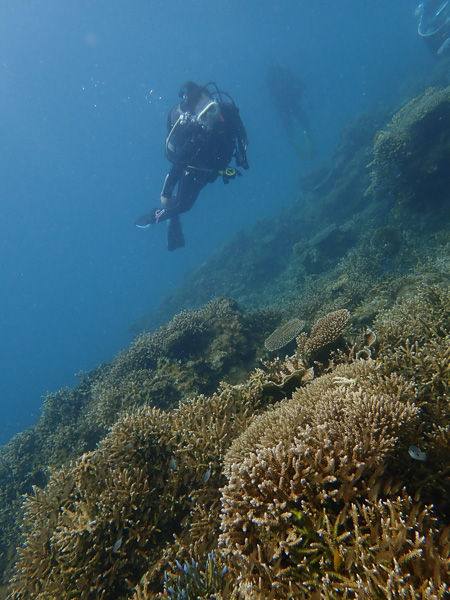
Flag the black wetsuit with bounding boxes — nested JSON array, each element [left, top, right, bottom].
[[158, 102, 248, 250]]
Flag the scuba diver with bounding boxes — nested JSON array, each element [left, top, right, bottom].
[[266, 63, 315, 160], [416, 0, 450, 56], [135, 81, 249, 251]]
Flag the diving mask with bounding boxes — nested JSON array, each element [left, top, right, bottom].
[[417, 0, 450, 36], [196, 100, 220, 129]]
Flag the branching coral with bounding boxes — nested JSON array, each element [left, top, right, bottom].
[[7, 301, 450, 599], [295, 309, 350, 355], [83, 297, 277, 433], [374, 285, 450, 431], [10, 407, 174, 600], [219, 359, 449, 598], [8, 372, 273, 600]]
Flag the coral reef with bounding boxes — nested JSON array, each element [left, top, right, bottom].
[[82, 297, 278, 436], [7, 372, 273, 600], [0, 297, 278, 591], [366, 85, 450, 208], [8, 286, 450, 598], [264, 318, 304, 351], [219, 358, 449, 598], [296, 308, 350, 354], [6, 306, 356, 599], [3, 82, 450, 599]]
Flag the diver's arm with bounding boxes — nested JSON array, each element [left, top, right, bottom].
[[220, 103, 248, 159], [236, 119, 249, 169], [231, 108, 249, 170]]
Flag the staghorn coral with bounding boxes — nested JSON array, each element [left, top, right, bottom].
[[219, 359, 450, 598], [373, 285, 450, 428], [222, 359, 417, 478], [8, 372, 272, 600], [374, 285, 450, 351], [9, 407, 174, 600], [264, 318, 304, 352], [162, 551, 228, 599], [0, 297, 279, 591], [372, 285, 450, 515], [7, 296, 450, 599], [280, 494, 448, 599], [82, 297, 277, 433]]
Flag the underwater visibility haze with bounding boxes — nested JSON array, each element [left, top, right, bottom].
[[0, 0, 425, 444], [1, 1, 450, 597]]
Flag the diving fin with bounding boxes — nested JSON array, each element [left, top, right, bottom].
[[135, 212, 156, 228], [135, 207, 168, 228], [167, 214, 185, 251]]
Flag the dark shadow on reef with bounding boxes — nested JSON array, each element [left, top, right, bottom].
[[1, 76, 450, 598]]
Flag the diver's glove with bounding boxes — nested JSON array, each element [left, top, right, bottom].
[[236, 151, 249, 170], [221, 167, 242, 184], [161, 195, 170, 207]]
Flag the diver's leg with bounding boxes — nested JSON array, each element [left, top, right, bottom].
[[294, 107, 311, 133], [279, 112, 295, 145], [174, 171, 206, 214], [166, 172, 207, 251], [291, 108, 315, 160], [167, 214, 185, 251]]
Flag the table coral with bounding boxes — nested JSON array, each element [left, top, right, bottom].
[[264, 318, 305, 351]]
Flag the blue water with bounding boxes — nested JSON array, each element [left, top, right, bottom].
[[0, 0, 433, 445]]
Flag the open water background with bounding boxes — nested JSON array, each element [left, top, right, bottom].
[[0, 0, 434, 444]]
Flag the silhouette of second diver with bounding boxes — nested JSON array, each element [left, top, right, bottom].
[[267, 63, 315, 160]]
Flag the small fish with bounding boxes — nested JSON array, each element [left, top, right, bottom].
[[333, 546, 343, 571], [203, 468, 211, 483], [113, 537, 122, 552], [408, 445, 427, 462], [170, 458, 177, 470]]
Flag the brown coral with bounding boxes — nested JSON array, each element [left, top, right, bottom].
[[219, 359, 450, 598], [8, 373, 271, 600], [295, 308, 350, 354], [306, 308, 350, 351]]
